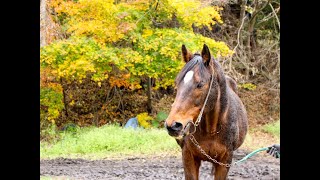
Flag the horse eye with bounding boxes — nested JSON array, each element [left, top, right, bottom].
[[196, 82, 204, 89]]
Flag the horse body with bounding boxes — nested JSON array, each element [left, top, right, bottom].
[[165, 44, 248, 180]]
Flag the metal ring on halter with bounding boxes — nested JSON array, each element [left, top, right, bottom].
[[188, 121, 196, 135]]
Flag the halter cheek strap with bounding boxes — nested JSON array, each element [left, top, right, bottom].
[[194, 73, 214, 127]]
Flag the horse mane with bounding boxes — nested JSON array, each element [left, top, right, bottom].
[[210, 59, 229, 112]]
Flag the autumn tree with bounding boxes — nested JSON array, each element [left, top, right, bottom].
[[40, 0, 232, 128]]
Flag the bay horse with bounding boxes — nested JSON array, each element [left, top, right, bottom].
[[165, 44, 248, 180]]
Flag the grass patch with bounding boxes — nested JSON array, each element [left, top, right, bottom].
[[241, 120, 280, 152], [261, 120, 280, 138], [41, 121, 280, 159], [40, 125, 180, 159]]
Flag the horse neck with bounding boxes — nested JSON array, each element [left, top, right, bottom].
[[200, 60, 229, 135]]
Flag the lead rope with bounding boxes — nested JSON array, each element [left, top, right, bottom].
[[188, 70, 275, 167], [191, 135, 276, 167]]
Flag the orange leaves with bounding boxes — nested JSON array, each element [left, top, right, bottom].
[[108, 73, 142, 90], [40, 67, 58, 87], [123, 73, 131, 79], [108, 76, 128, 88]]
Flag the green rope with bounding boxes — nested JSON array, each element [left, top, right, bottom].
[[233, 147, 280, 165]]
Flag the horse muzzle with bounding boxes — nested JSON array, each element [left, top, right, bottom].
[[165, 121, 183, 137], [165, 120, 195, 139]]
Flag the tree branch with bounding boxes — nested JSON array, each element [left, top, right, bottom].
[[233, 15, 247, 53], [249, 0, 271, 25], [269, 2, 280, 30]]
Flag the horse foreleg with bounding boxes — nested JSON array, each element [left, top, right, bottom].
[[182, 149, 201, 180], [213, 165, 230, 180], [213, 152, 233, 180]]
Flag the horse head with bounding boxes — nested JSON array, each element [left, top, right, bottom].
[[165, 44, 219, 139]]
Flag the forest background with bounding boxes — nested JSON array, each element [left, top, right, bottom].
[[40, 0, 280, 142]]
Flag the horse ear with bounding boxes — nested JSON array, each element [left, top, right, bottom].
[[182, 44, 193, 63], [201, 44, 211, 66]]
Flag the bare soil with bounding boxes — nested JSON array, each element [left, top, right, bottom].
[[40, 149, 280, 180]]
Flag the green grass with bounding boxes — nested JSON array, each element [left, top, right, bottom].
[[261, 120, 280, 138], [41, 121, 280, 159], [40, 125, 180, 159], [241, 120, 280, 151]]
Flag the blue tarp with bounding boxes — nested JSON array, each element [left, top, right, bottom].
[[124, 117, 139, 129]]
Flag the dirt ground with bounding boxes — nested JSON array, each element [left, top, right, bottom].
[[40, 149, 280, 180]]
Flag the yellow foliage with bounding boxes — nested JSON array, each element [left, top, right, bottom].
[[51, 0, 135, 44], [47, 82, 63, 93], [142, 29, 153, 38], [137, 112, 153, 129], [43, 0, 232, 92], [57, 57, 96, 81], [238, 83, 257, 91], [69, 100, 75, 106], [155, 0, 223, 30]]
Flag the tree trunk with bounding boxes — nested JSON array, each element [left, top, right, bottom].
[[239, 0, 247, 25], [60, 78, 69, 119], [40, 0, 47, 47], [93, 109, 99, 127], [238, 0, 247, 47], [248, 20, 257, 49], [146, 77, 153, 113], [247, 14, 257, 54]]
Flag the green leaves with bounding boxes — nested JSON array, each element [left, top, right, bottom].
[[133, 28, 232, 88], [40, 86, 64, 122], [40, 36, 113, 83]]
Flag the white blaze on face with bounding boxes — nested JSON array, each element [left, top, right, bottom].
[[184, 71, 194, 84]]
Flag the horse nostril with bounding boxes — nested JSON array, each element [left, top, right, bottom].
[[171, 121, 183, 131], [166, 121, 183, 133]]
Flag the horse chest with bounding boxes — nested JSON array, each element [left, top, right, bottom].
[[186, 136, 226, 160]]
